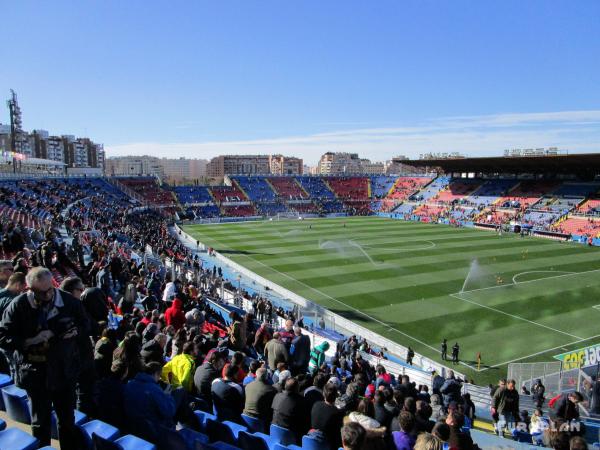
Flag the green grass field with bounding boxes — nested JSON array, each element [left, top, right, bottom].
[[184, 216, 600, 384]]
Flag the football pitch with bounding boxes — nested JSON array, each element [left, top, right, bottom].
[[184, 216, 600, 383]]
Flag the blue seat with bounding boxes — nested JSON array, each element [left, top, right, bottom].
[[178, 428, 210, 447], [77, 419, 119, 449], [51, 408, 88, 439], [93, 434, 157, 450], [241, 414, 266, 433], [193, 410, 217, 432], [237, 431, 273, 450], [301, 435, 329, 450], [0, 427, 39, 450], [206, 418, 239, 446], [115, 434, 158, 450], [38, 447, 58, 450], [2, 384, 31, 424], [222, 421, 247, 440], [0, 418, 5, 431], [269, 424, 296, 446], [208, 442, 242, 450], [273, 445, 289, 450], [0, 373, 13, 411], [155, 426, 188, 450]]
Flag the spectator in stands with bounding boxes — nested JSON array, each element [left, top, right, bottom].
[[80, 287, 109, 337], [264, 332, 289, 369], [393, 410, 416, 450], [532, 378, 546, 408], [123, 361, 176, 443], [96, 262, 112, 297], [60, 276, 98, 416], [440, 370, 462, 411], [244, 367, 276, 424], [309, 340, 330, 374], [271, 378, 314, 441], [141, 332, 167, 365], [0, 271, 26, 316], [211, 363, 244, 422], [194, 348, 227, 403], [161, 341, 196, 391], [0, 260, 14, 288], [430, 394, 444, 421], [311, 382, 344, 449], [414, 433, 444, 450], [94, 327, 118, 379], [305, 372, 327, 411], [341, 422, 367, 450], [222, 351, 247, 384], [228, 311, 246, 351], [347, 397, 385, 431], [446, 410, 474, 450], [415, 400, 435, 433], [0, 267, 87, 450], [492, 378, 520, 436], [290, 326, 311, 374], [165, 297, 186, 330], [111, 332, 143, 382], [551, 391, 583, 422]]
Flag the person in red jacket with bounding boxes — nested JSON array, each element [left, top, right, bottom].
[[165, 298, 186, 330]]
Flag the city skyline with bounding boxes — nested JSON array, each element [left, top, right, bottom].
[[2, 1, 599, 164]]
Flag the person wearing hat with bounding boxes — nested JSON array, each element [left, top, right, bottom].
[[308, 340, 330, 374]]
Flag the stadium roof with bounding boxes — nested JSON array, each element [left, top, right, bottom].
[[402, 153, 600, 176]]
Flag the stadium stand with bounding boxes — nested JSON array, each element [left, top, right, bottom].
[[233, 177, 277, 202], [266, 178, 307, 200], [0, 171, 598, 450], [210, 185, 248, 203], [117, 177, 177, 206], [296, 177, 336, 200], [172, 186, 213, 204]]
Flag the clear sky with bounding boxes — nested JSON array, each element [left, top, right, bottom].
[[2, 0, 599, 164]]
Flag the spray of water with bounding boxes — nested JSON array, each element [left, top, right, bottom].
[[461, 259, 484, 292], [348, 240, 386, 266], [274, 228, 304, 238], [318, 239, 387, 267]]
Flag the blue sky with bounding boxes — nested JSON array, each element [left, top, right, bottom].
[[2, 0, 599, 164]]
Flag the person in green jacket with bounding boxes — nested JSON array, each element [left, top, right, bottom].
[[309, 340, 330, 374]]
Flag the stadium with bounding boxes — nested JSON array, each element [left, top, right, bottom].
[[0, 148, 600, 449], [2, 2, 600, 449]]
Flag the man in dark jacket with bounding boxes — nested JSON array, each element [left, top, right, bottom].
[[141, 333, 167, 365], [531, 379, 546, 408], [194, 350, 226, 404], [123, 361, 176, 443], [80, 287, 109, 337], [0, 267, 88, 450], [60, 277, 97, 417], [0, 272, 26, 317], [492, 379, 520, 436], [551, 391, 583, 422], [211, 365, 244, 423], [272, 377, 309, 442], [243, 367, 276, 424], [440, 370, 462, 411], [311, 382, 344, 450], [290, 327, 311, 375]]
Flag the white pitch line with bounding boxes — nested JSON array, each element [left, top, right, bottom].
[[449, 293, 583, 340], [455, 267, 600, 295], [475, 334, 600, 371], [511, 270, 575, 285]]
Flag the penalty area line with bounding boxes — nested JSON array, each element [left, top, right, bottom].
[[449, 293, 582, 340]]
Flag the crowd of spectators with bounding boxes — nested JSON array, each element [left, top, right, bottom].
[[0, 177, 591, 450]]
